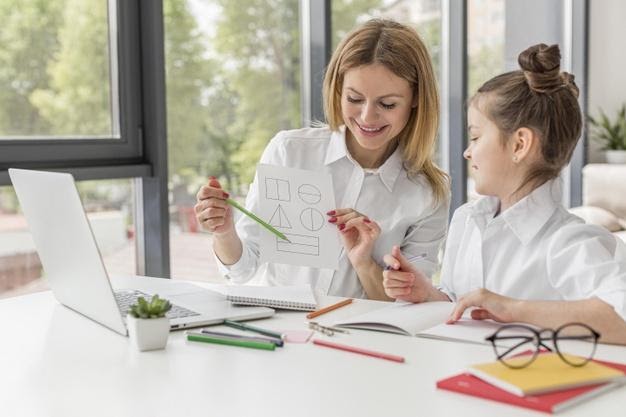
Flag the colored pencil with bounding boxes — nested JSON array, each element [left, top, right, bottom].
[[226, 198, 290, 242], [306, 298, 353, 319], [312, 339, 405, 363], [186, 331, 276, 351], [223, 319, 285, 340], [201, 329, 284, 347]]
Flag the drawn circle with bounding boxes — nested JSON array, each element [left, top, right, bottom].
[[300, 208, 324, 231], [298, 184, 321, 204]]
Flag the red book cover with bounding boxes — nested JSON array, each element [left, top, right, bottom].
[[437, 359, 626, 414]]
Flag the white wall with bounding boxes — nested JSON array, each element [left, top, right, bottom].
[[588, 0, 626, 162]]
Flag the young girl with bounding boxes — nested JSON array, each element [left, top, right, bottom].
[[195, 19, 450, 300], [383, 43, 626, 344]]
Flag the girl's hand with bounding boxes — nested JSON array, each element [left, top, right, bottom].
[[447, 288, 520, 324], [382, 245, 434, 303], [195, 177, 234, 236], [327, 208, 380, 268]]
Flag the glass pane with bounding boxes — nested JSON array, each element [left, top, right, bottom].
[[332, 0, 441, 77], [0, 0, 118, 138], [466, 0, 505, 200], [0, 180, 136, 299], [164, 0, 301, 283]]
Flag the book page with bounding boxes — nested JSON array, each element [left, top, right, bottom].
[[257, 164, 340, 269], [332, 301, 454, 336], [418, 318, 505, 345]]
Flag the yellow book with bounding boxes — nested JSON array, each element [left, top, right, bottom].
[[468, 352, 625, 397]]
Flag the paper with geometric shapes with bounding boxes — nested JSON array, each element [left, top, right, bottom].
[[257, 163, 340, 269]]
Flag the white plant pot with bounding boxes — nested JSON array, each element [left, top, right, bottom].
[[127, 315, 170, 351], [605, 150, 626, 164]]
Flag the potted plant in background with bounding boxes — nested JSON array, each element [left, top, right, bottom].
[[127, 295, 172, 351], [588, 104, 626, 164]]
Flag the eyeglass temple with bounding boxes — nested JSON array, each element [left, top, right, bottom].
[[494, 336, 534, 359]]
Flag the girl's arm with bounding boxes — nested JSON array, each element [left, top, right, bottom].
[[447, 289, 626, 345]]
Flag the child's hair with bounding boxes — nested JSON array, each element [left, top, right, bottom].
[[470, 43, 582, 191], [322, 19, 448, 204]]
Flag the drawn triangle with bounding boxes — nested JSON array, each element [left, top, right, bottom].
[[269, 204, 292, 228]]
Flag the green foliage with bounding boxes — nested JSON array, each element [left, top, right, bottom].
[[212, 0, 302, 186], [587, 105, 626, 151], [468, 44, 504, 97], [128, 295, 172, 319], [30, 0, 111, 135], [0, 0, 64, 135]]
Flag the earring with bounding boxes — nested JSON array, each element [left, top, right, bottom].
[[513, 156, 518, 162]]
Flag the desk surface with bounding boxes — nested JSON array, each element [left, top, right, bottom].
[[2, 276, 625, 417]]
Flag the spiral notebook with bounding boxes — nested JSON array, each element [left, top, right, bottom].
[[225, 284, 318, 311]]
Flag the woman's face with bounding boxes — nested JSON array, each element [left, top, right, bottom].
[[341, 63, 414, 168]]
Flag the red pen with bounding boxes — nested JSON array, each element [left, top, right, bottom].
[[312, 339, 405, 363]]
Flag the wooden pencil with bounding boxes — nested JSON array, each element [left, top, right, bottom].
[[306, 298, 353, 319]]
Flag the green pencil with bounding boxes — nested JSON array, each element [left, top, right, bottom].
[[186, 332, 276, 351], [226, 198, 290, 242]]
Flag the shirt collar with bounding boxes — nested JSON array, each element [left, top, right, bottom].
[[469, 178, 562, 245], [324, 127, 347, 165], [324, 126, 404, 193]]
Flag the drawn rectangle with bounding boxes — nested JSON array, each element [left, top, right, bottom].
[[277, 234, 319, 256], [265, 178, 290, 201]]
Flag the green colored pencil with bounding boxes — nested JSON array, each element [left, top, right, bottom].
[[187, 332, 276, 351], [226, 198, 290, 242]]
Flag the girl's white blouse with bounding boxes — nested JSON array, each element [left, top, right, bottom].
[[440, 179, 626, 320]]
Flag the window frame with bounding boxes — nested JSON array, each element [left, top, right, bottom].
[[0, 0, 170, 279]]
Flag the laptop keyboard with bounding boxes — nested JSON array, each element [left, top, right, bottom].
[[115, 290, 201, 320]]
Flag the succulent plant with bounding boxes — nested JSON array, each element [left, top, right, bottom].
[[128, 294, 172, 319]]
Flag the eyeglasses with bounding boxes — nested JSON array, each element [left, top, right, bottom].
[[485, 323, 600, 369]]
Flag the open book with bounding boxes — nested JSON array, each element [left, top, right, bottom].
[[331, 301, 454, 336], [332, 301, 513, 345]]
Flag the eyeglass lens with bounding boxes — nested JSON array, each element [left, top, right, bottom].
[[492, 325, 540, 369], [554, 323, 597, 367]]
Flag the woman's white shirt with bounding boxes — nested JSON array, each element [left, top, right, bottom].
[[440, 179, 626, 320], [215, 126, 450, 298]]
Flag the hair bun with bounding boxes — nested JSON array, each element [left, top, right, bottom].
[[518, 43, 566, 94]]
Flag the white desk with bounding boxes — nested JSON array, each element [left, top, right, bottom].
[[2, 276, 625, 417]]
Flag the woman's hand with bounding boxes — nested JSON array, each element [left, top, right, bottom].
[[382, 245, 438, 303], [447, 288, 521, 324], [327, 208, 380, 268], [195, 177, 234, 237]]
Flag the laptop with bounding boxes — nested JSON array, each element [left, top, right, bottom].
[[8, 168, 274, 336]]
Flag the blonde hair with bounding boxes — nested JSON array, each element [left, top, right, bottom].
[[322, 19, 448, 204]]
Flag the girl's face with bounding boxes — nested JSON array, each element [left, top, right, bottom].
[[465, 103, 519, 198], [341, 63, 414, 168]]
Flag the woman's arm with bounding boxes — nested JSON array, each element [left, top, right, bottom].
[[447, 289, 626, 345]]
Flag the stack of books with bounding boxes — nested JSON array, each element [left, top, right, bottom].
[[437, 352, 626, 414]]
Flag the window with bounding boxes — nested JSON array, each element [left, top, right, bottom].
[[0, 180, 136, 299], [331, 0, 442, 80], [0, 0, 119, 139], [164, 0, 301, 283], [466, 0, 505, 200], [0, 0, 142, 166]]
